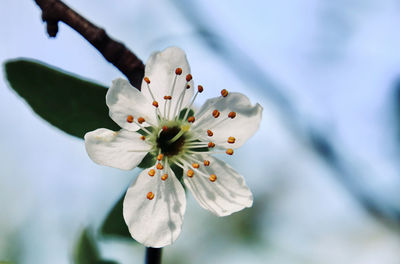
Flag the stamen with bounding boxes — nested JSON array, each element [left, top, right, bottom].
[[221, 89, 228, 97], [148, 169, 155, 177], [187, 116, 195, 123], [226, 148, 234, 155], [162, 125, 168, 131], [212, 110, 220, 118], [126, 115, 134, 123], [138, 117, 145, 124], [186, 84, 191, 89], [192, 163, 200, 169], [156, 163, 164, 170], [209, 174, 217, 182], [228, 111, 237, 119], [186, 74, 192, 82], [187, 169, 194, 177], [157, 154, 164, 161], [147, 191, 155, 200], [140, 135, 146, 141], [168, 125, 190, 144], [164, 95, 172, 100], [144, 77, 150, 84], [152, 101, 159, 108], [207, 130, 213, 136], [204, 160, 210, 166], [175, 68, 183, 75], [197, 85, 204, 93], [208, 142, 215, 148], [161, 174, 168, 181], [228, 137, 236, 144]]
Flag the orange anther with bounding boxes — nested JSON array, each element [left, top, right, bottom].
[[162, 125, 168, 131], [148, 169, 155, 177], [126, 115, 134, 123], [152, 101, 159, 107], [161, 174, 168, 181], [192, 163, 200, 169], [208, 142, 215, 148], [147, 192, 155, 200], [186, 84, 191, 89], [186, 74, 192, 82], [156, 163, 164, 170], [187, 116, 195, 123], [209, 174, 217, 182], [204, 160, 210, 166], [207, 130, 213, 137], [144, 77, 150, 84], [226, 149, 234, 155], [228, 112, 236, 119], [228, 137, 236, 144], [164, 95, 172, 100], [138, 117, 145, 124], [140, 135, 146, 141], [175, 68, 183, 75], [221, 89, 228, 97], [157, 153, 164, 161], [197, 85, 204, 93], [212, 110, 220, 118], [187, 169, 194, 177]]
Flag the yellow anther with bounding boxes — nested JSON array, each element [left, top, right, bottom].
[[192, 163, 200, 169], [221, 89, 228, 97], [148, 169, 155, 177], [164, 95, 172, 100], [186, 74, 192, 82], [226, 148, 234, 155], [198, 85, 204, 93], [175, 67, 183, 75], [144, 77, 150, 84], [207, 130, 213, 137], [126, 115, 134, 123], [156, 163, 164, 170], [161, 174, 168, 181], [204, 160, 210, 166], [209, 174, 217, 182], [140, 135, 146, 141], [187, 169, 194, 177], [152, 101, 159, 107], [147, 192, 154, 200], [212, 109, 220, 118], [138, 117, 145, 124], [228, 137, 236, 144], [157, 153, 164, 161], [228, 111, 236, 119], [208, 142, 215, 148], [187, 116, 195, 123]]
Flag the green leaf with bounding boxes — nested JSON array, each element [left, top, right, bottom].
[[4, 59, 119, 139], [74, 229, 119, 264], [100, 194, 137, 242], [137, 152, 157, 169], [178, 108, 194, 121]]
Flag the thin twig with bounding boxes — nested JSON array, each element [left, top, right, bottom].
[[33, 0, 144, 89], [145, 247, 162, 264]]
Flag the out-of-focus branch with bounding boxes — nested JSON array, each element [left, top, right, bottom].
[[33, 0, 144, 89]]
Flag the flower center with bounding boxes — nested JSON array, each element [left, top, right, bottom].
[[157, 126, 186, 157]]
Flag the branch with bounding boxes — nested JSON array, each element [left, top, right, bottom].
[[34, 0, 144, 89], [145, 247, 162, 264]]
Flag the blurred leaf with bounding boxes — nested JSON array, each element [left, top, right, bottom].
[[4, 59, 119, 139], [74, 229, 119, 264], [101, 194, 137, 242], [137, 152, 156, 169]]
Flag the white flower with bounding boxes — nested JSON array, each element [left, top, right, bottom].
[[84, 47, 263, 248]]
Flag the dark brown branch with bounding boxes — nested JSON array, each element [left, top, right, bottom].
[[34, 0, 144, 89], [145, 247, 162, 264]]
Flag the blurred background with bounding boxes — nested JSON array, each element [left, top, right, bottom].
[[1, 0, 400, 263]]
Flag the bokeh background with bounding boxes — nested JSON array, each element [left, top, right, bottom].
[[2, 0, 400, 263]]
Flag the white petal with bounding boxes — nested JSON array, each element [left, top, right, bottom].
[[192, 92, 262, 149], [106, 78, 158, 131], [141, 47, 194, 118], [123, 165, 186, 247], [183, 155, 253, 216], [84, 128, 151, 170]]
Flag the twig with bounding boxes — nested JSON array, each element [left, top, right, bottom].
[[145, 247, 162, 264], [33, 0, 144, 89]]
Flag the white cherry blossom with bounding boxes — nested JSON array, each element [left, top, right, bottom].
[[84, 47, 262, 248]]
